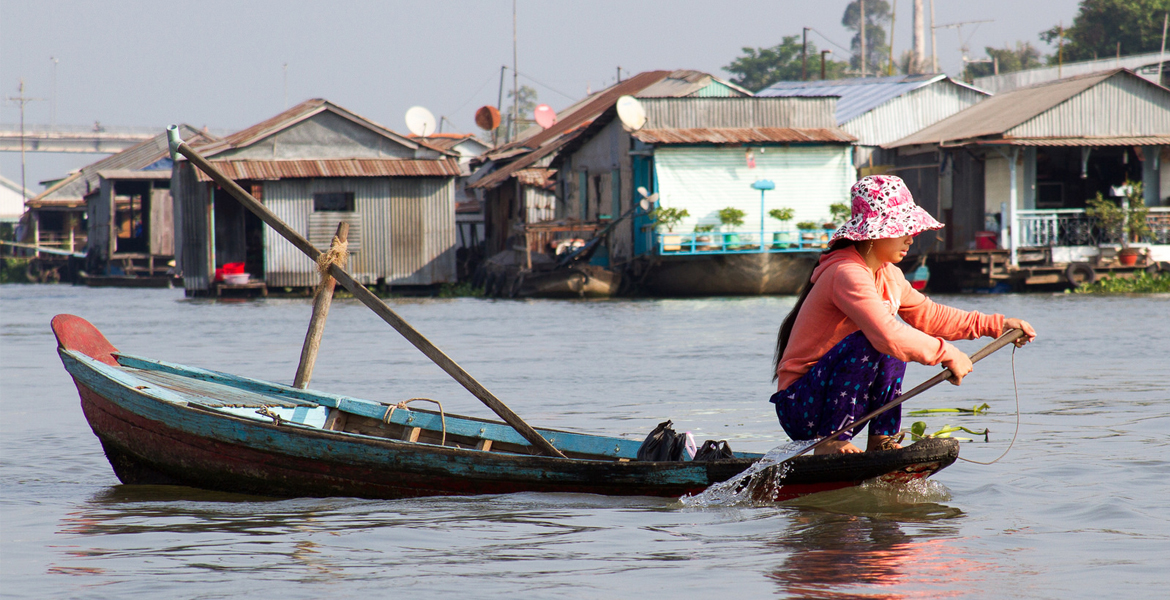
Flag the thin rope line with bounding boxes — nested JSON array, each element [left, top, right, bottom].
[[959, 345, 1020, 465]]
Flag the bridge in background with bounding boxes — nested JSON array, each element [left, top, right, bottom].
[[0, 124, 160, 153]]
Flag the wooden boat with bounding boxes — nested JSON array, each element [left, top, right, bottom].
[[53, 314, 960, 501]]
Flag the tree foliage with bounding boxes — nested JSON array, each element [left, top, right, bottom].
[[1040, 0, 1170, 63], [496, 85, 538, 141], [842, 0, 892, 75], [724, 35, 849, 92], [964, 42, 1045, 79]]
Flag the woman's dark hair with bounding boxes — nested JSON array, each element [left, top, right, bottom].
[[772, 239, 858, 381]]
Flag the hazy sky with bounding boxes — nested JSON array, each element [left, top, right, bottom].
[[2, 0, 1080, 191]]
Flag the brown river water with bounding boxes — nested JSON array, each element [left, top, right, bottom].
[[2, 285, 1168, 598]]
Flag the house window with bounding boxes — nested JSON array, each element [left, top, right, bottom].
[[313, 192, 355, 212]]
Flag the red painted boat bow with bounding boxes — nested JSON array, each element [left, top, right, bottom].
[[51, 314, 120, 366]]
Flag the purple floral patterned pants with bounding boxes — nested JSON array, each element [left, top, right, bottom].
[[771, 330, 906, 441]]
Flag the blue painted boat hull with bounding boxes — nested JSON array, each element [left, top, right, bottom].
[[52, 314, 960, 500]]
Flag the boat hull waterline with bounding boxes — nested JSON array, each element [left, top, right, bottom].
[[53, 314, 960, 501]]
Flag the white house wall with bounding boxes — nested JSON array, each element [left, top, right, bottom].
[[845, 82, 987, 147], [654, 145, 854, 233], [983, 153, 1028, 215]]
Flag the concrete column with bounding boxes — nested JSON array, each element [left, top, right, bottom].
[[1023, 147, 1037, 210], [1008, 147, 1019, 267], [1143, 145, 1161, 207]]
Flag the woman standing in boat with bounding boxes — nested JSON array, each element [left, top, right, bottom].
[[772, 175, 1035, 454]]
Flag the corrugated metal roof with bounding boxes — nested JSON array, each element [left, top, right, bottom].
[[757, 74, 987, 124], [469, 135, 574, 189], [642, 97, 838, 129], [974, 51, 1167, 93], [514, 168, 556, 188], [488, 71, 672, 157], [194, 99, 452, 158], [887, 70, 1124, 148], [194, 158, 462, 181], [969, 135, 1170, 146], [636, 69, 753, 98], [631, 127, 854, 144], [29, 124, 215, 203]]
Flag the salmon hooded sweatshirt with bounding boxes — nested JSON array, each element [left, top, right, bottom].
[[775, 247, 1004, 391]]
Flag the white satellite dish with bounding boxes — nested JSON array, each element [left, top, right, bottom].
[[616, 95, 647, 131], [405, 106, 437, 137]]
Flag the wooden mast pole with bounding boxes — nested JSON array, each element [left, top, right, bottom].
[[293, 221, 348, 390]]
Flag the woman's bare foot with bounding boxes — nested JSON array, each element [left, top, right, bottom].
[[815, 439, 862, 454], [868, 434, 903, 451]]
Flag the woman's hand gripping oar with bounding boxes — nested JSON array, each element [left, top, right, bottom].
[[166, 126, 567, 459], [789, 328, 1027, 461]]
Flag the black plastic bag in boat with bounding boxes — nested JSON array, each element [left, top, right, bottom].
[[692, 439, 735, 461], [637, 420, 689, 461]]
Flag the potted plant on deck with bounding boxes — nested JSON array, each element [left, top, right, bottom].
[[1086, 181, 1149, 266], [769, 207, 795, 248], [796, 220, 820, 248], [650, 206, 690, 252], [718, 207, 746, 249], [695, 224, 716, 250]]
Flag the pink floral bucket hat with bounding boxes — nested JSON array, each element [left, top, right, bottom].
[[829, 175, 944, 244]]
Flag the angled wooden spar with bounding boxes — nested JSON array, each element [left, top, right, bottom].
[[792, 328, 1026, 460], [167, 126, 566, 458]]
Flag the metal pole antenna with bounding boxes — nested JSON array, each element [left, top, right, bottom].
[[512, 0, 519, 143]]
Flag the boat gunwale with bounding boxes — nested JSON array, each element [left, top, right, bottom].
[[61, 348, 765, 468]]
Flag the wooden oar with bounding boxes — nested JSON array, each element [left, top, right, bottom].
[[167, 126, 567, 459], [789, 328, 1026, 460]]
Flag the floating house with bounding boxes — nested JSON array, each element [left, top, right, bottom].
[[172, 99, 461, 296], [18, 125, 215, 281], [412, 133, 493, 277], [885, 69, 1170, 290], [469, 70, 753, 259], [1, 174, 31, 230], [551, 95, 855, 295], [757, 74, 988, 172]]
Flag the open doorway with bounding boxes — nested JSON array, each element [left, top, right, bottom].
[[213, 186, 265, 280]]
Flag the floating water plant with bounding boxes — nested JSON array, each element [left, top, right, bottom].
[[909, 402, 990, 416], [906, 421, 989, 443]]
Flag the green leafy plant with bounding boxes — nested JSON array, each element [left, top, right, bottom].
[[1085, 181, 1148, 247], [1072, 270, 1170, 294], [769, 207, 795, 222], [648, 207, 690, 233], [828, 202, 851, 226], [906, 421, 990, 443], [908, 403, 990, 416], [718, 207, 746, 229], [795, 221, 819, 230], [694, 224, 716, 233]]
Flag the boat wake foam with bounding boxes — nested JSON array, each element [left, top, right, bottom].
[[678, 440, 812, 508]]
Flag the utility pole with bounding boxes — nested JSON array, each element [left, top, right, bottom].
[[802, 27, 809, 81], [495, 65, 505, 147], [860, 0, 867, 76], [912, 0, 925, 74], [1160, 13, 1167, 87], [50, 57, 58, 127], [1058, 21, 1064, 79], [616, 66, 622, 83], [935, 19, 993, 75], [822, 50, 831, 80], [888, 0, 897, 76], [511, 0, 519, 143], [283, 63, 288, 109], [930, 0, 938, 72], [7, 80, 44, 203]]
